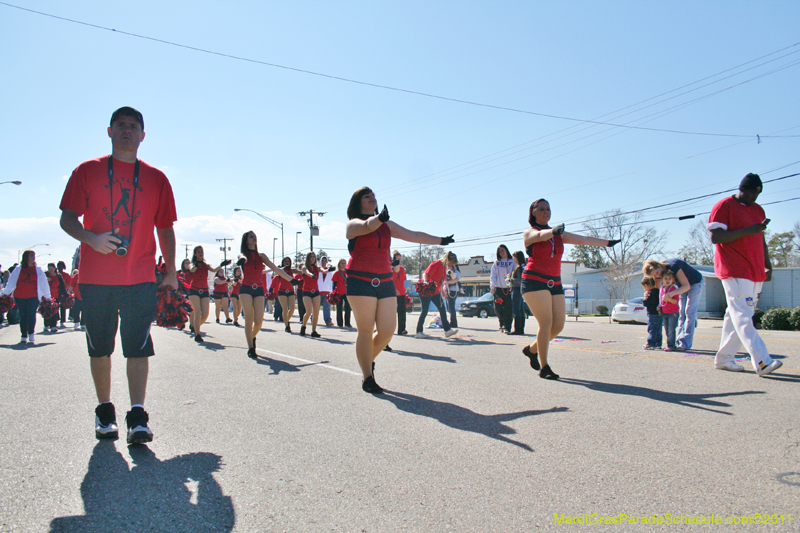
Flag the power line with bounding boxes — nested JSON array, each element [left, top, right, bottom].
[[3, 1, 799, 141]]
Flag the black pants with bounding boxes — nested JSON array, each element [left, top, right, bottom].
[[59, 301, 68, 324], [297, 293, 306, 323], [336, 295, 351, 327], [15, 297, 39, 336], [396, 295, 406, 333], [73, 298, 85, 326], [273, 298, 282, 320], [444, 295, 459, 328], [494, 289, 513, 331], [417, 294, 451, 333]]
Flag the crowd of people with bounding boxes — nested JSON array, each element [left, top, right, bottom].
[[0, 106, 783, 446]]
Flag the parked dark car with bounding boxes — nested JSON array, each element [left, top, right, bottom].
[[458, 293, 496, 318]]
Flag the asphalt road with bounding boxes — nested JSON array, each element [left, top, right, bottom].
[[1, 312, 798, 532]]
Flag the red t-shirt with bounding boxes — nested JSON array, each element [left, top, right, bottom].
[[72, 271, 82, 300], [424, 261, 446, 291], [332, 271, 347, 295], [709, 196, 767, 282], [393, 266, 407, 295], [59, 155, 177, 286], [523, 231, 564, 278], [13, 267, 39, 299], [302, 265, 320, 292], [191, 263, 210, 290], [48, 273, 62, 297], [60, 272, 73, 291], [241, 251, 265, 288]]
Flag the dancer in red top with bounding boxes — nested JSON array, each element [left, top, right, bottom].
[[213, 269, 231, 324], [237, 231, 297, 358], [300, 251, 322, 337], [392, 250, 408, 335], [521, 199, 618, 379], [188, 246, 229, 343], [229, 266, 243, 327], [177, 259, 193, 295], [332, 259, 351, 328], [346, 187, 455, 393], [273, 257, 300, 333]]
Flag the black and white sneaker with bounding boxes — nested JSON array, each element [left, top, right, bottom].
[[125, 407, 153, 444], [95, 402, 119, 439]]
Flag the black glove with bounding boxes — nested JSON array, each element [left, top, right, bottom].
[[268, 288, 274, 294], [192, 258, 200, 267], [236, 257, 246, 267], [391, 259, 400, 267], [328, 266, 335, 272], [290, 278, 300, 286], [378, 204, 390, 223], [607, 239, 621, 247], [219, 259, 232, 268], [440, 235, 455, 246], [310, 274, 317, 279], [552, 224, 565, 236]]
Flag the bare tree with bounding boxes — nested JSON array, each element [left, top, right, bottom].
[[571, 209, 667, 300], [767, 232, 797, 267], [402, 245, 445, 277], [677, 220, 714, 266]]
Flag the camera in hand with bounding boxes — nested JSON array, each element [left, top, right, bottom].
[[114, 234, 130, 257]]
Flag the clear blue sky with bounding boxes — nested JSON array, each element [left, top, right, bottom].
[[1, 1, 798, 269]]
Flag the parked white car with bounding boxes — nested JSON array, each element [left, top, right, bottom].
[[611, 297, 647, 324]]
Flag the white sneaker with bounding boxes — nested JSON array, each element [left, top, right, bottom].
[[444, 328, 459, 338], [714, 357, 744, 372], [20, 336, 27, 344], [757, 359, 783, 377], [415, 332, 427, 339], [74, 323, 81, 330], [28, 333, 35, 344]]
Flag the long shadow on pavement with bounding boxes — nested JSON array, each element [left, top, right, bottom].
[[255, 355, 325, 374], [50, 441, 234, 533], [1, 342, 56, 351], [385, 349, 456, 364], [377, 391, 568, 452], [559, 378, 765, 415]]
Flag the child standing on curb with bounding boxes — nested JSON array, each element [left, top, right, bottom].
[[659, 269, 680, 351], [642, 276, 662, 350]]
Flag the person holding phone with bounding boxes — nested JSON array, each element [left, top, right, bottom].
[[708, 173, 781, 376]]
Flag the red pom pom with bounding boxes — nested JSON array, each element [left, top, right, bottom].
[[415, 281, 438, 297], [495, 298, 504, 305], [266, 292, 276, 301], [0, 295, 15, 313], [154, 288, 193, 329], [326, 293, 342, 305], [60, 294, 76, 309], [37, 297, 59, 319]]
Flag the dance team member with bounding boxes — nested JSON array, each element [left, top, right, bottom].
[[508, 251, 526, 335], [274, 257, 298, 332], [521, 198, 619, 380], [59, 106, 178, 443], [270, 273, 283, 322], [300, 252, 323, 337], [71, 269, 85, 330], [57, 261, 73, 328], [490, 245, 515, 333], [708, 173, 781, 376], [318, 256, 335, 327], [332, 258, 351, 328], [178, 258, 193, 294], [2, 250, 50, 344], [392, 251, 408, 335], [230, 266, 243, 327], [44, 263, 63, 333], [213, 269, 232, 324], [294, 269, 306, 327], [415, 252, 459, 339], [346, 186, 454, 393], [237, 231, 297, 358], [188, 246, 228, 343]]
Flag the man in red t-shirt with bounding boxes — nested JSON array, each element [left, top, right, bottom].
[[708, 173, 781, 377], [60, 107, 178, 444]]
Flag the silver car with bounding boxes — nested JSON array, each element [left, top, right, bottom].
[[611, 297, 647, 324]]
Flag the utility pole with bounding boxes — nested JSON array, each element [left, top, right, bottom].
[[298, 209, 326, 253], [216, 238, 234, 274], [181, 244, 192, 259]]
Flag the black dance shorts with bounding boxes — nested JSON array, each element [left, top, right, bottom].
[[521, 273, 564, 296], [278, 290, 295, 297], [187, 288, 210, 299], [301, 290, 321, 299], [239, 285, 265, 297], [229, 294, 239, 300], [346, 276, 396, 299], [212, 292, 228, 300], [80, 282, 157, 358]]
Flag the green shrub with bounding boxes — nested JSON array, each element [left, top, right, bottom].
[[753, 308, 765, 329], [789, 307, 800, 330], [761, 307, 792, 330], [596, 305, 609, 316]]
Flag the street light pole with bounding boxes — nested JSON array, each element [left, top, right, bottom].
[[296, 232, 302, 265], [273, 238, 277, 263], [233, 208, 284, 259], [1, 181, 22, 186], [18, 243, 49, 263]]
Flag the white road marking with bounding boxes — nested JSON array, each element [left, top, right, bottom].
[[261, 349, 361, 375]]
